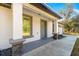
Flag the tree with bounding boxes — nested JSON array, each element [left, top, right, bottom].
[[59, 3, 74, 33], [64, 15, 79, 33], [59, 3, 73, 20]]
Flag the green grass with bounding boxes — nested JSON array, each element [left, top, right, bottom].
[[71, 38, 79, 56]]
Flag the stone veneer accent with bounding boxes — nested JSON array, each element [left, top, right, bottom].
[[0, 51, 1, 55], [12, 43, 23, 56], [10, 39, 25, 56], [0, 48, 12, 56], [0, 39, 25, 56]]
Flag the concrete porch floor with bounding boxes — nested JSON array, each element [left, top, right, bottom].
[[22, 35, 77, 56]]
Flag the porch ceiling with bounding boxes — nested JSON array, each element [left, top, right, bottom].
[[30, 3, 62, 19], [0, 3, 62, 21], [23, 3, 61, 21], [0, 3, 11, 8]]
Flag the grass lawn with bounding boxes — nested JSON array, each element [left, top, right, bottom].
[[71, 38, 79, 56]]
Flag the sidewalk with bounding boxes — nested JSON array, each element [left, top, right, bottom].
[[23, 35, 77, 56]]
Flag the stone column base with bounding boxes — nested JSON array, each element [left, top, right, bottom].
[[53, 33, 58, 39], [10, 39, 25, 56], [0, 48, 12, 56]]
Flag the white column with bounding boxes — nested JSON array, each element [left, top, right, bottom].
[[10, 4, 25, 56], [12, 3, 23, 40], [54, 20, 58, 33]]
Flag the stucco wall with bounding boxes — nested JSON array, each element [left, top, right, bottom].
[[54, 21, 58, 33], [0, 6, 12, 50], [23, 9, 40, 43], [12, 3, 23, 40], [47, 21, 53, 37], [23, 8, 53, 43], [0, 6, 55, 49], [58, 27, 63, 34]]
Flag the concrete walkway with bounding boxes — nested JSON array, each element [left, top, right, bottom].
[[23, 35, 77, 56]]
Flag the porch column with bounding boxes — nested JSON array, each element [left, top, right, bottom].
[[53, 20, 58, 39], [54, 20, 58, 34], [10, 3, 25, 56]]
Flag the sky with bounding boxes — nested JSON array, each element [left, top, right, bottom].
[[46, 3, 79, 14]]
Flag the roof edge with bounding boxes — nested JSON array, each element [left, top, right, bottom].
[[42, 3, 62, 19]]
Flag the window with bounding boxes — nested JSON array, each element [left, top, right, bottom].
[[23, 14, 32, 38]]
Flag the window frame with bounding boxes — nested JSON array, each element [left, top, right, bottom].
[[23, 14, 33, 39]]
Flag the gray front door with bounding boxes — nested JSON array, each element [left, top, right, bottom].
[[41, 20, 47, 39]]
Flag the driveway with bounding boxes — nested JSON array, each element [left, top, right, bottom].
[[23, 35, 77, 56]]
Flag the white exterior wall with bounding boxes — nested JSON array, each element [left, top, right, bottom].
[[0, 6, 12, 50], [23, 9, 41, 43], [0, 5, 57, 49], [54, 21, 58, 33], [58, 27, 63, 34], [12, 3, 23, 40], [58, 19, 64, 35], [23, 8, 54, 43], [47, 21, 53, 37]]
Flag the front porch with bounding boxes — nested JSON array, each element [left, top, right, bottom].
[[23, 35, 77, 56], [0, 3, 62, 56]]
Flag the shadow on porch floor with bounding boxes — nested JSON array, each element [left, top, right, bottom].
[[22, 37, 55, 55]]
